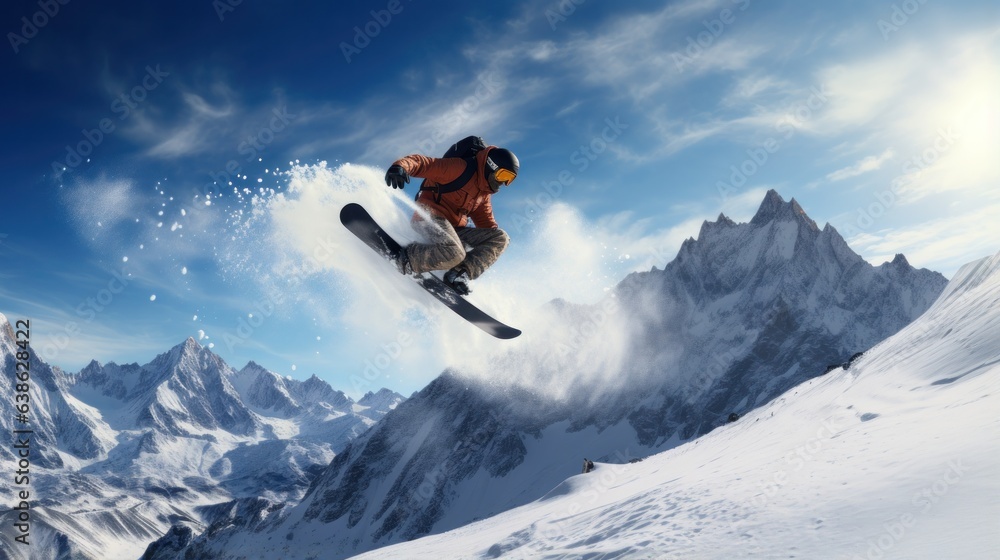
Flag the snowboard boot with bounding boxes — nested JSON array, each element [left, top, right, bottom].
[[395, 248, 413, 276], [443, 267, 471, 295]]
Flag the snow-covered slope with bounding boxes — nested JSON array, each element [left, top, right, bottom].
[[0, 330, 403, 560], [356, 249, 1000, 559], [176, 190, 950, 559]]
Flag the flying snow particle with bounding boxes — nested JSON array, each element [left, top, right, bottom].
[[198, 330, 207, 340], [291, 365, 297, 371], [193, 315, 198, 321], [150, 295, 157, 301], [208, 343, 215, 349], [181, 208, 187, 216], [181, 267, 188, 275], [122, 256, 128, 262]]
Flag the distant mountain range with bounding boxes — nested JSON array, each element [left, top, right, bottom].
[[0, 327, 403, 560], [161, 190, 949, 559]]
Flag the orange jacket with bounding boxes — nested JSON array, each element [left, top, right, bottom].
[[392, 147, 499, 229]]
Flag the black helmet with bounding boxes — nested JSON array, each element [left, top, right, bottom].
[[485, 148, 519, 187]]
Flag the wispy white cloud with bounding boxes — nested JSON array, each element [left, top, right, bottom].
[[556, 0, 759, 98], [826, 148, 895, 182], [182, 91, 234, 118], [846, 199, 1000, 277], [812, 30, 1000, 206], [345, 69, 548, 166], [120, 81, 240, 158], [146, 122, 210, 158]]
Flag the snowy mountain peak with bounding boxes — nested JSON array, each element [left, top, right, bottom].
[[0, 312, 13, 355], [750, 189, 818, 231], [891, 253, 910, 267], [358, 387, 405, 410], [697, 213, 738, 239], [239, 360, 269, 376], [182, 336, 204, 355], [231, 362, 358, 416]]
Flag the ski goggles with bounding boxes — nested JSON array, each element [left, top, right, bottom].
[[493, 167, 517, 185]]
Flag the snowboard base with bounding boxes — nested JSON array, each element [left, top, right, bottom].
[[340, 203, 521, 339]]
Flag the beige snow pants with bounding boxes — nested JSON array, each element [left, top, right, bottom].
[[405, 216, 509, 279]]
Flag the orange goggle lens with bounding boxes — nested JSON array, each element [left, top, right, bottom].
[[494, 168, 517, 185]]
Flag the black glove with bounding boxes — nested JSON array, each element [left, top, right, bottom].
[[385, 165, 410, 189]]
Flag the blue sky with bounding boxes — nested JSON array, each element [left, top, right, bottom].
[[2, 0, 998, 397]]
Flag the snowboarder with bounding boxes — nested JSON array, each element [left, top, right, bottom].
[[384, 139, 519, 295]]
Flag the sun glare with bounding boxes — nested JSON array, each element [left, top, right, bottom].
[[898, 46, 1000, 198]]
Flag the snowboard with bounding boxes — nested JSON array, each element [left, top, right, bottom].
[[339, 203, 521, 339]]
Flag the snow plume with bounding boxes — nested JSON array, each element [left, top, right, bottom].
[[220, 162, 483, 390], [459, 204, 684, 402], [62, 177, 139, 247], [224, 162, 667, 400]]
